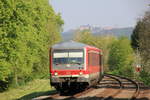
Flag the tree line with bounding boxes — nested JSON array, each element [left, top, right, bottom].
[[0, 0, 63, 91], [131, 10, 150, 85]]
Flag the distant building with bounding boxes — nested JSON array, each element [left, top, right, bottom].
[[79, 24, 91, 31]]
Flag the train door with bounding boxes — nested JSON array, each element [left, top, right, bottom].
[[98, 51, 103, 82]]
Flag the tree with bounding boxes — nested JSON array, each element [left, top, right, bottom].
[[0, 0, 63, 90], [131, 21, 142, 50], [74, 29, 93, 44], [108, 37, 134, 77], [131, 11, 150, 85]]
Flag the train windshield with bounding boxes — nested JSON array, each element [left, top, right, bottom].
[[53, 50, 84, 70]]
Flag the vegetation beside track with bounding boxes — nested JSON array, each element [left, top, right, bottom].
[[0, 0, 63, 91], [131, 10, 150, 86], [0, 79, 55, 100]]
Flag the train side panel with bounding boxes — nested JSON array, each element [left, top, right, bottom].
[[86, 47, 103, 85]]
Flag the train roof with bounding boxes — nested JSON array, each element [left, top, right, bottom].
[[52, 40, 94, 49]]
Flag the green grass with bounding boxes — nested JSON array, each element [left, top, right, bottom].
[[0, 79, 56, 100]]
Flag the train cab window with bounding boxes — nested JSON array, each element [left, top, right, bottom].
[[53, 52, 83, 64], [53, 50, 84, 70], [68, 52, 83, 64], [53, 52, 68, 64]]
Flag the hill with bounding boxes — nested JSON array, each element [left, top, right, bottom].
[[62, 26, 134, 40]]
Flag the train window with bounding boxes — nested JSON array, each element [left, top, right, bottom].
[[68, 52, 83, 65], [69, 52, 83, 57], [99, 55, 102, 66], [53, 52, 68, 64], [53, 50, 84, 70], [53, 52, 68, 58], [88, 52, 100, 66]]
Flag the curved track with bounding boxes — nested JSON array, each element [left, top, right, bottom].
[[104, 74, 140, 100]]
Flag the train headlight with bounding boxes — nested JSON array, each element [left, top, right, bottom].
[[79, 72, 83, 75], [54, 72, 58, 76]]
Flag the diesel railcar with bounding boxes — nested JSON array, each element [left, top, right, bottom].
[[49, 41, 103, 93]]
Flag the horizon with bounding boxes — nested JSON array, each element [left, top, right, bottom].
[[62, 24, 134, 32], [50, 0, 149, 32]]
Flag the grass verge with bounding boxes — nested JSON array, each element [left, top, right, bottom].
[[0, 79, 56, 100]]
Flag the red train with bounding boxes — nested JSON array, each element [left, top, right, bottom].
[[50, 41, 103, 93]]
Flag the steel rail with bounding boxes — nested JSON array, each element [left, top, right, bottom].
[[101, 74, 123, 100], [105, 74, 140, 100]]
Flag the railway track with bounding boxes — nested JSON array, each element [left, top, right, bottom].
[[103, 74, 140, 100], [32, 74, 140, 100], [32, 87, 95, 100]]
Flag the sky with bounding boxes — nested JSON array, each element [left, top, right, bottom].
[[50, 0, 150, 32]]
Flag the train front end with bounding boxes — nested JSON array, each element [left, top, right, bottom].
[[50, 41, 89, 92]]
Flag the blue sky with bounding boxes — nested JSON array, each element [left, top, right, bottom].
[[50, 0, 149, 32]]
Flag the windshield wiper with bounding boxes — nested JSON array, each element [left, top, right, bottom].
[[70, 62, 82, 65]]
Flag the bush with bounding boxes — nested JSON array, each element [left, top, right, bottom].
[[108, 37, 134, 78]]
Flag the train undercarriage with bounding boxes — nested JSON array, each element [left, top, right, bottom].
[[50, 74, 102, 94], [52, 82, 89, 94]]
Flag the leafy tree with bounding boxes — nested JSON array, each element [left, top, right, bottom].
[[0, 0, 63, 90], [131, 11, 150, 85], [74, 29, 93, 44], [131, 21, 142, 50], [139, 11, 150, 72], [108, 37, 134, 77]]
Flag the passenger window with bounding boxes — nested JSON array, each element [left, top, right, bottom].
[[88, 52, 100, 66]]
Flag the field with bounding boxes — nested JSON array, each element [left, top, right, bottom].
[[0, 79, 55, 100]]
